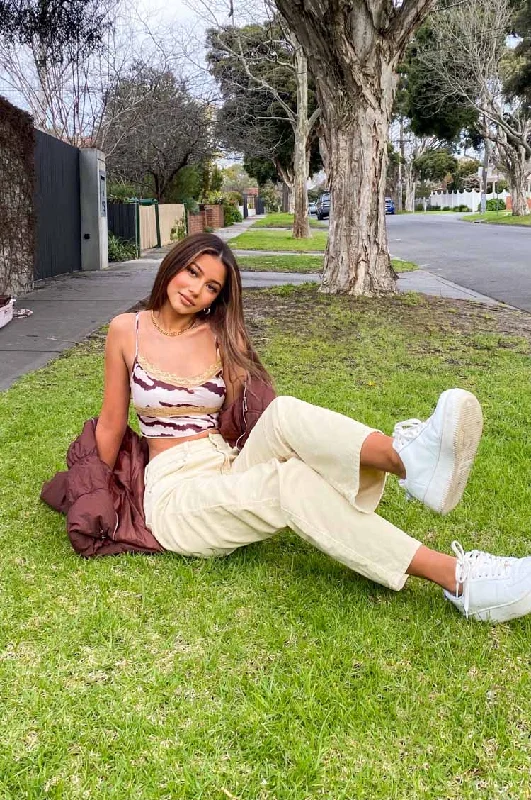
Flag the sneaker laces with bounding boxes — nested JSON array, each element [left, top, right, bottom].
[[392, 418, 426, 450], [392, 419, 427, 496], [451, 540, 512, 616]]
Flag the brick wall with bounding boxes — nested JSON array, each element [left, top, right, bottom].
[[187, 205, 224, 235], [205, 204, 224, 228], [187, 211, 206, 235]]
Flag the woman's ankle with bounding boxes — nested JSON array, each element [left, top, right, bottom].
[[406, 546, 457, 593]]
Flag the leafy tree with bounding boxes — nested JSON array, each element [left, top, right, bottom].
[[506, 0, 531, 103], [102, 64, 214, 202], [207, 18, 321, 237], [414, 149, 457, 183], [415, 0, 531, 215], [243, 156, 278, 188], [0, 0, 112, 60], [402, 22, 479, 141], [221, 163, 257, 194], [0, 0, 120, 142], [447, 158, 481, 191]]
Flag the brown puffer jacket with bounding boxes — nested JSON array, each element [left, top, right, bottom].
[[40, 379, 276, 557]]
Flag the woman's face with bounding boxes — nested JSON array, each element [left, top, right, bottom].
[[166, 253, 227, 315]]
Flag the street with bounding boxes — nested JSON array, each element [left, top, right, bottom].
[[386, 213, 531, 311]]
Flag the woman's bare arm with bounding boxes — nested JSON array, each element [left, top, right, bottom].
[[95, 315, 132, 469]]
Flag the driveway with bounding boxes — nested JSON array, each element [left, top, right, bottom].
[[385, 213, 531, 311]]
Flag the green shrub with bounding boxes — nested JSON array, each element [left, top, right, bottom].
[[224, 190, 243, 206], [204, 225, 214, 233], [442, 205, 452, 211], [456, 204, 471, 212], [170, 219, 187, 241], [183, 197, 200, 215], [222, 201, 243, 226], [108, 233, 137, 262], [426, 204, 442, 211], [486, 198, 506, 211]]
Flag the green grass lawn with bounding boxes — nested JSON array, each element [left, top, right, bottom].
[[2, 289, 531, 797], [237, 254, 418, 274], [252, 212, 328, 229], [230, 228, 328, 252], [463, 211, 531, 225], [391, 258, 418, 273], [237, 254, 324, 272]]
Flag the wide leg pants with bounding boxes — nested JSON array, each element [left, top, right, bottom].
[[143, 396, 422, 590]]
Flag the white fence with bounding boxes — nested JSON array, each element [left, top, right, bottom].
[[428, 189, 511, 212]]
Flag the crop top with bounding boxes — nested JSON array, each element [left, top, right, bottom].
[[130, 313, 226, 439]]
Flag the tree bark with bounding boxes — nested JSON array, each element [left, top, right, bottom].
[[480, 129, 489, 214], [281, 181, 292, 212], [314, 52, 398, 295], [404, 168, 417, 212], [292, 44, 311, 238], [498, 136, 531, 216], [320, 98, 396, 295], [276, 159, 295, 213], [272, 0, 436, 294], [509, 172, 529, 216], [397, 117, 404, 212]]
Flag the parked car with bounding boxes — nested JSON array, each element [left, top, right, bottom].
[[385, 196, 395, 215], [316, 191, 330, 220], [308, 201, 317, 215]]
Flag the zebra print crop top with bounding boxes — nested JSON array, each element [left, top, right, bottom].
[[130, 313, 226, 439]]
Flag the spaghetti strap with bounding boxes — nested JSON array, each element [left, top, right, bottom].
[[214, 335, 221, 363], [134, 312, 140, 360]]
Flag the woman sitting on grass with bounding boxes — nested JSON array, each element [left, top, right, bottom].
[[96, 232, 531, 624]]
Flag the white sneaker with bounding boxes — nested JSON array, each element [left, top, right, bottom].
[[444, 541, 531, 623], [393, 388, 483, 515]]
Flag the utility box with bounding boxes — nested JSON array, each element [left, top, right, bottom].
[[80, 149, 108, 271]]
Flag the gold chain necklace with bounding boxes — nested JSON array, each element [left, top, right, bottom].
[[151, 310, 196, 337]]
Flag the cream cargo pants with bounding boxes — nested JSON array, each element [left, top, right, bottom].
[[143, 396, 421, 590]]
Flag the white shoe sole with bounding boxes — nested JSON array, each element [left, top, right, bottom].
[[424, 389, 483, 515], [445, 587, 531, 623], [471, 589, 531, 623]]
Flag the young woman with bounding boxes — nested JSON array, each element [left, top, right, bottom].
[[96, 232, 531, 624]]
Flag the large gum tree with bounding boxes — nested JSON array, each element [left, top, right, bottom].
[[273, 0, 436, 295]]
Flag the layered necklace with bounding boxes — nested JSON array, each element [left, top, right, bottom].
[[151, 310, 197, 337]]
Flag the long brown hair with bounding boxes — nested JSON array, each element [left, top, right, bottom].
[[146, 232, 272, 385]]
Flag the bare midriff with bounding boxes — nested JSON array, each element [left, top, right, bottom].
[[147, 428, 221, 461]]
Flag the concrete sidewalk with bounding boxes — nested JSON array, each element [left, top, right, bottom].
[[0, 217, 503, 391]]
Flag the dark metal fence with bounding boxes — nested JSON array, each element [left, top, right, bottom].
[[108, 202, 137, 244], [34, 130, 81, 281]]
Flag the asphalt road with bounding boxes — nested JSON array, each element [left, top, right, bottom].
[[385, 213, 531, 311]]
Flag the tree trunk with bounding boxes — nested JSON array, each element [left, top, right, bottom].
[[292, 129, 310, 236], [276, 159, 295, 214], [510, 175, 529, 216], [292, 44, 311, 238], [397, 117, 404, 212], [405, 179, 416, 212], [404, 161, 417, 212], [281, 181, 293, 212], [499, 140, 531, 216], [271, 0, 437, 294], [480, 127, 489, 214], [319, 95, 397, 295]]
